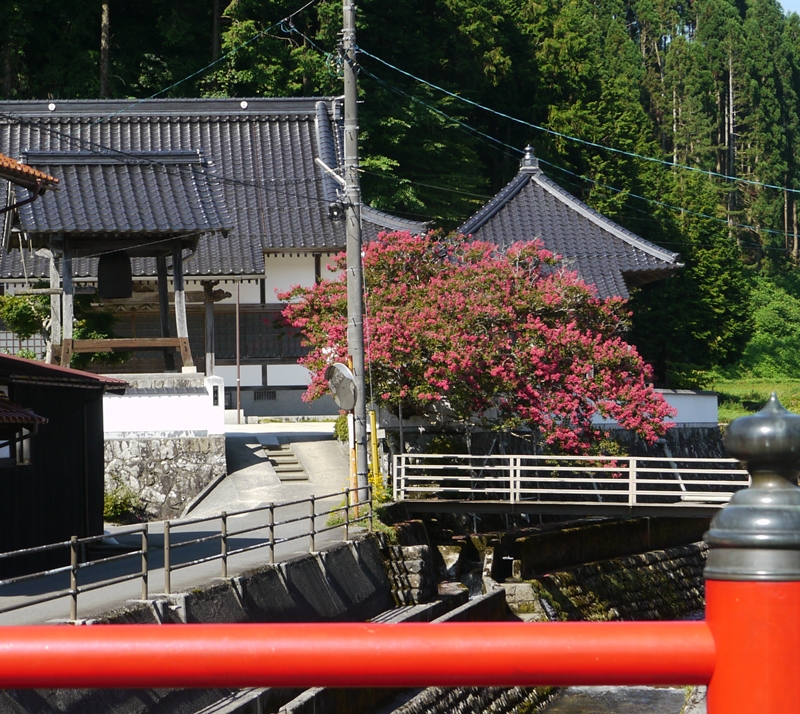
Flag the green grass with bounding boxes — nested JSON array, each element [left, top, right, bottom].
[[704, 377, 800, 423]]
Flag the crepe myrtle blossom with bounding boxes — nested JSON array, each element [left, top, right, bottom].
[[280, 231, 674, 454]]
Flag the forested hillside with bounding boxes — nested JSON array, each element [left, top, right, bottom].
[[2, 0, 800, 385]]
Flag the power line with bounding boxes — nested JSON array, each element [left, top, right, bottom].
[[0, 110, 337, 212], [352, 63, 800, 246], [357, 46, 800, 198], [92, 0, 325, 124], [284, 24, 798, 243]]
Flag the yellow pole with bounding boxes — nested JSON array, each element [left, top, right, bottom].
[[369, 409, 381, 487]]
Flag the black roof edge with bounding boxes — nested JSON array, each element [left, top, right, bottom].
[[0, 97, 339, 119]]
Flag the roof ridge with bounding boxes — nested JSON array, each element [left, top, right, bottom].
[[458, 171, 531, 236], [532, 171, 680, 264]]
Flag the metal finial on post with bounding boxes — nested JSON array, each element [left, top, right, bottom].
[[704, 392, 800, 713], [706, 392, 800, 580]]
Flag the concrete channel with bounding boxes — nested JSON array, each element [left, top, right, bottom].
[[0, 511, 711, 714], [0, 424, 712, 713]]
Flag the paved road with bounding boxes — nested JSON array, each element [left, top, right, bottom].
[[0, 421, 361, 625]]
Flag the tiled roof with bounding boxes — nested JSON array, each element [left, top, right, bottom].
[[0, 396, 47, 426], [0, 151, 58, 192], [458, 148, 681, 299], [17, 150, 230, 238], [0, 98, 426, 280], [0, 353, 128, 393]]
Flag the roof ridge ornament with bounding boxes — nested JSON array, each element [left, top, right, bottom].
[[521, 145, 540, 172]]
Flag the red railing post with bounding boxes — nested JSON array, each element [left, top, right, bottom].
[[704, 393, 800, 713]]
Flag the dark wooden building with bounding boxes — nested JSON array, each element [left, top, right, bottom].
[[0, 354, 126, 575]]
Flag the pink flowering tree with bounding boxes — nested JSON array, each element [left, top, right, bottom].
[[280, 231, 674, 454]]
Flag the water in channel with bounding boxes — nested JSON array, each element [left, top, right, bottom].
[[542, 685, 692, 713]]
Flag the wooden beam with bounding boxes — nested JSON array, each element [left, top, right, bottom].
[[69, 337, 191, 355]]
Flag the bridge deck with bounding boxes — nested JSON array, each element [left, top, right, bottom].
[[393, 453, 748, 518], [400, 498, 724, 518]]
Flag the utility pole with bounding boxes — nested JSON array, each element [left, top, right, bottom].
[[342, 0, 369, 500]]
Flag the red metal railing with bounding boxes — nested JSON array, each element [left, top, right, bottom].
[[0, 583, 796, 713], [1, 399, 799, 714], [0, 621, 714, 689]]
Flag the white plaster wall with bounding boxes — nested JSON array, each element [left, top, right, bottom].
[[320, 252, 342, 279], [659, 390, 718, 424], [103, 376, 225, 435], [592, 390, 718, 427], [208, 280, 262, 306], [215, 364, 263, 388], [267, 364, 312, 386], [264, 255, 316, 301]]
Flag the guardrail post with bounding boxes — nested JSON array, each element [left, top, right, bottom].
[[163, 522, 171, 595], [394, 454, 402, 501], [69, 536, 78, 622], [309, 495, 316, 553], [628, 457, 637, 506], [511, 457, 519, 504], [221, 511, 228, 579], [368, 484, 373, 532], [268, 503, 275, 565], [705, 393, 800, 713], [141, 523, 148, 601], [344, 488, 350, 541]]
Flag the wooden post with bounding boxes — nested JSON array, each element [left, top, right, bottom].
[[100, 3, 110, 98], [48, 245, 61, 364], [172, 246, 193, 369], [203, 281, 216, 376], [156, 254, 176, 371], [60, 242, 74, 367]]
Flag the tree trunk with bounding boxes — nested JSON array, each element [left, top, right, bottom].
[[212, 0, 221, 61], [100, 2, 110, 98]]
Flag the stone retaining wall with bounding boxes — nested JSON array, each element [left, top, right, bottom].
[[104, 434, 226, 519], [496, 542, 707, 622]]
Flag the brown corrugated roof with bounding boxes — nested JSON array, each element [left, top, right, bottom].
[[0, 353, 127, 393], [0, 395, 47, 426], [0, 151, 59, 192]]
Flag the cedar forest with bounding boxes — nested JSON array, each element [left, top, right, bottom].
[[3, 0, 800, 387]]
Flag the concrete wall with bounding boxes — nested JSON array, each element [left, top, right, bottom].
[[227, 386, 339, 418], [103, 374, 225, 435], [103, 373, 227, 519], [0, 535, 396, 714]]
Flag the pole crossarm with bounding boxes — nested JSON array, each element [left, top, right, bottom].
[[0, 621, 715, 690]]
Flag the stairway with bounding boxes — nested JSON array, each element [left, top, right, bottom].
[[257, 436, 307, 481]]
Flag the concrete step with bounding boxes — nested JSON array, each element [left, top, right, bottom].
[[256, 434, 282, 450], [273, 464, 304, 473], [267, 445, 308, 480], [270, 454, 300, 464]]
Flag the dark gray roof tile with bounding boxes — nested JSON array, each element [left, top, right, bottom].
[[0, 98, 427, 279], [458, 149, 681, 299]]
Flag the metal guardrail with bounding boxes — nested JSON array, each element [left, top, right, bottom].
[[0, 487, 372, 622], [393, 454, 750, 507]]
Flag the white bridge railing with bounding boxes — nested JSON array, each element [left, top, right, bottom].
[[393, 454, 750, 508]]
